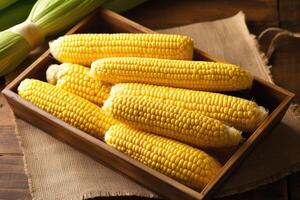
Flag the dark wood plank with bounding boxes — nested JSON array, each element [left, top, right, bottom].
[[0, 94, 23, 155], [218, 178, 288, 200], [0, 94, 15, 126], [91, 177, 293, 200], [2, 8, 294, 200], [0, 155, 30, 200], [0, 126, 22, 155], [0, 189, 31, 200], [269, 34, 300, 103], [278, 0, 300, 32], [92, 197, 159, 200], [124, 0, 279, 34], [1, 1, 299, 199], [288, 171, 300, 200], [275, 0, 300, 103], [91, 178, 290, 200]]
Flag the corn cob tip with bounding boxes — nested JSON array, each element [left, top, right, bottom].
[[89, 62, 98, 79], [46, 64, 60, 85], [106, 83, 124, 97], [49, 39, 60, 61], [102, 96, 112, 113], [104, 127, 112, 142], [250, 106, 268, 131], [226, 126, 243, 146], [243, 70, 254, 88], [18, 79, 31, 94]]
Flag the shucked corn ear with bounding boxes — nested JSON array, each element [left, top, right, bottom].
[[105, 124, 221, 190], [109, 83, 268, 132], [18, 79, 117, 139], [49, 33, 194, 66], [91, 57, 253, 91], [46, 63, 111, 106], [103, 92, 242, 148]]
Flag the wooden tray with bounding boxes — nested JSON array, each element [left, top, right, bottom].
[[2, 8, 295, 200]]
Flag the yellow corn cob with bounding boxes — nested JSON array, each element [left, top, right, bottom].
[[18, 79, 117, 139], [49, 33, 194, 66], [105, 124, 221, 190], [109, 83, 268, 132], [91, 57, 253, 91], [103, 93, 242, 148], [46, 63, 111, 106]]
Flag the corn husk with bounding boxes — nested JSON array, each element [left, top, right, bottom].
[[0, 0, 36, 31], [0, 0, 105, 76]]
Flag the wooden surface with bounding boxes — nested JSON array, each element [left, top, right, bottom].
[[0, 0, 299, 199], [3, 9, 293, 199]]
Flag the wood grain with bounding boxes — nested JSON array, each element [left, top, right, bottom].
[[0, 155, 31, 200], [2, 8, 294, 200], [270, 35, 300, 103], [0, 126, 22, 155], [219, 178, 288, 200], [124, 0, 279, 34], [0, 1, 299, 199], [288, 171, 300, 200], [279, 0, 300, 32]]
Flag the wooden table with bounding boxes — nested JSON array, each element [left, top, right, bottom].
[[0, 0, 299, 199]]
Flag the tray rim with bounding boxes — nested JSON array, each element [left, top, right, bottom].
[[1, 8, 295, 200]]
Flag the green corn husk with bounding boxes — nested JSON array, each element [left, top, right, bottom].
[[0, 0, 36, 31], [0, 0, 18, 10], [0, 0, 106, 76], [102, 0, 147, 13]]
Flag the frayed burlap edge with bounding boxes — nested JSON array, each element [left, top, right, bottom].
[[14, 118, 158, 200], [14, 117, 34, 199], [216, 23, 300, 198], [251, 30, 300, 120], [216, 163, 300, 198]]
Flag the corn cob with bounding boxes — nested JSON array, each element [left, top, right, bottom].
[[46, 63, 111, 106], [91, 57, 253, 91], [105, 124, 221, 190], [49, 33, 194, 66], [109, 83, 268, 132], [18, 79, 117, 139], [103, 93, 242, 148]]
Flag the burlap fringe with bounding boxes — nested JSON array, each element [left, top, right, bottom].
[[216, 163, 300, 198], [251, 33, 300, 119], [14, 118, 34, 199], [250, 34, 274, 82], [290, 104, 300, 118]]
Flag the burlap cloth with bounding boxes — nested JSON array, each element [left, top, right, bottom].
[[2, 11, 300, 199]]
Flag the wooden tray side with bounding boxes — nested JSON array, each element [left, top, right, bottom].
[[201, 88, 293, 198], [2, 8, 295, 200]]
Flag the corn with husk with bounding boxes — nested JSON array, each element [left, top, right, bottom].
[[0, 0, 107, 76], [0, 0, 36, 32]]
